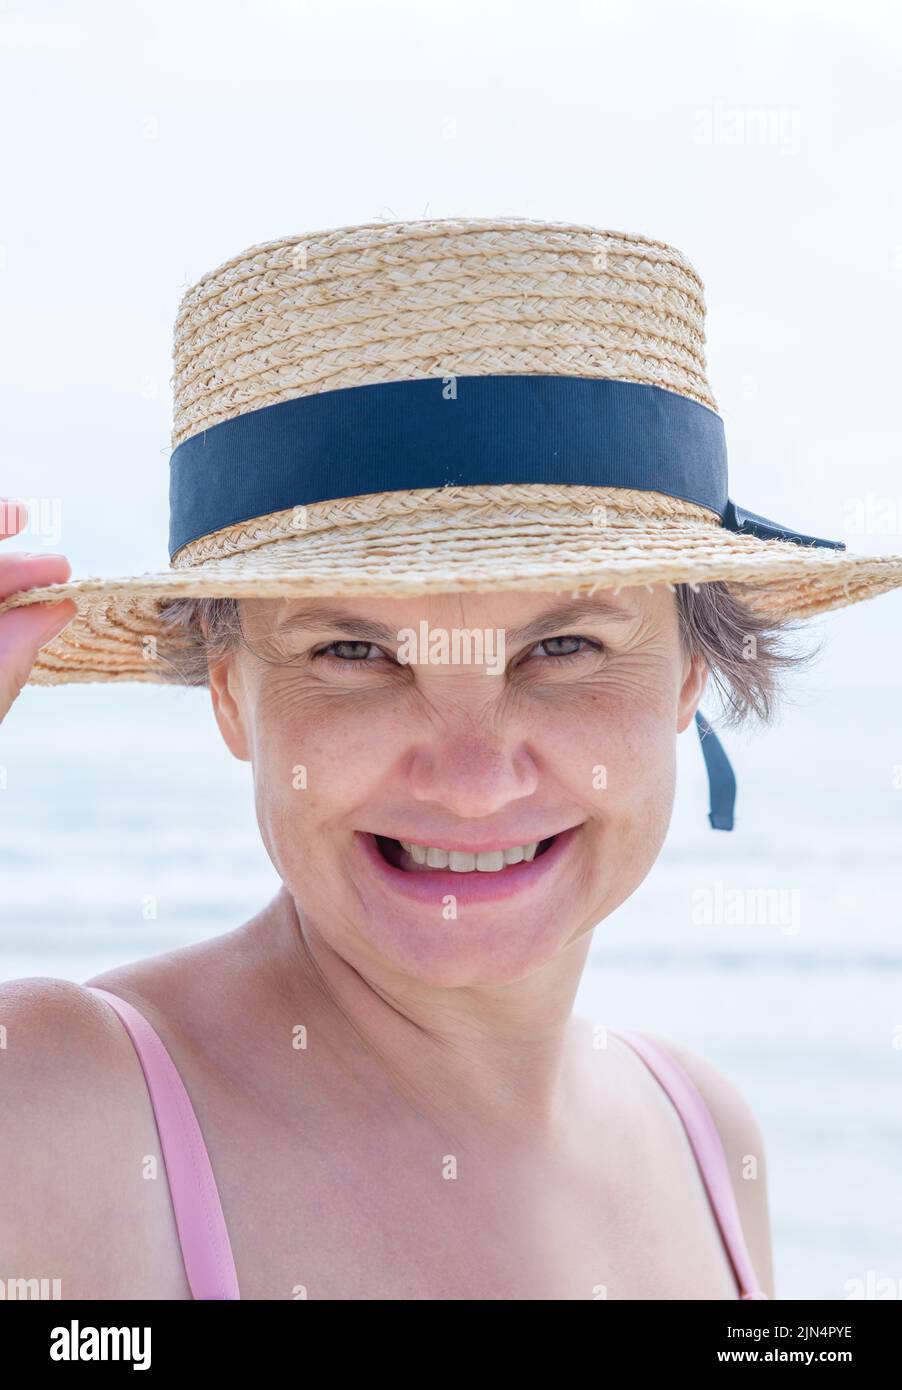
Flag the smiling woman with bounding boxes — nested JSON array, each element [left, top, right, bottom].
[[148, 583, 809, 969], [4, 217, 902, 1303]]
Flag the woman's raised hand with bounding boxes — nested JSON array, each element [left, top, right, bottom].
[[0, 499, 77, 721]]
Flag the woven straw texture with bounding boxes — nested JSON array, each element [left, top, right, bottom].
[[3, 215, 902, 686]]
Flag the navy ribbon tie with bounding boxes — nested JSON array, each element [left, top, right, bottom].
[[694, 710, 736, 831], [721, 499, 845, 550], [167, 373, 848, 829]]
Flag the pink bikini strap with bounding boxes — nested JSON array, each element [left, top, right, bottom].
[[87, 985, 240, 1300], [86, 985, 763, 1300], [607, 1026, 768, 1300]]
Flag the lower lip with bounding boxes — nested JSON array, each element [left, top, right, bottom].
[[355, 826, 581, 905]]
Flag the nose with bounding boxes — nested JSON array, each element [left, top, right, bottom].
[[404, 728, 539, 820]]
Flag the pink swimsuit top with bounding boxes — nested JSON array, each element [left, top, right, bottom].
[[86, 985, 768, 1301]]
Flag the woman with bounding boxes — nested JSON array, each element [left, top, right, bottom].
[[3, 218, 901, 1300]]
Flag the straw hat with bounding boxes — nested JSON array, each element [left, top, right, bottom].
[[5, 215, 902, 691]]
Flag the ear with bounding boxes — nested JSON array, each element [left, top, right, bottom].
[[208, 652, 252, 762], [676, 648, 709, 735]]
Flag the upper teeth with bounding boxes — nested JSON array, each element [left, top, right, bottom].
[[399, 841, 540, 871]]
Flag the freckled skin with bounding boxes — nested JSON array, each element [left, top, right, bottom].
[[208, 586, 708, 990], [6, 581, 764, 1301]]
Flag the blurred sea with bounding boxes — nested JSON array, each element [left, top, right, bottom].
[[1, 659, 900, 1301]]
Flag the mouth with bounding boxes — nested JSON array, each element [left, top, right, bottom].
[[373, 834, 558, 872], [356, 825, 582, 905]]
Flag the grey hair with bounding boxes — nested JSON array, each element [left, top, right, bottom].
[[155, 585, 821, 730]]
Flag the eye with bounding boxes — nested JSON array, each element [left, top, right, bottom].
[[527, 634, 602, 663], [314, 639, 385, 665]]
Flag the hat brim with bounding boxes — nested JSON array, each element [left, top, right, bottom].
[[4, 512, 902, 686]]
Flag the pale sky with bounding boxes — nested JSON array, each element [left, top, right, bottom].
[[2, 0, 901, 688]]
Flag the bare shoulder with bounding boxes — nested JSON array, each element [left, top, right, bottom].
[[0, 975, 188, 1297], [82, 917, 257, 1018], [640, 1030, 776, 1299], [0, 973, 134, 1074], [0, 972, 144, 1185]]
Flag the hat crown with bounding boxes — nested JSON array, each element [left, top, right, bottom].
[[169, 216, 716, 452]]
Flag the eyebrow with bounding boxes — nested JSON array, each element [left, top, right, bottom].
[[271, 605, 401, 642], [505, 598, 639, 645], [269, 598, 638, 645]]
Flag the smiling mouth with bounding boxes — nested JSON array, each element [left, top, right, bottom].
[[373, 834, 559, 874]]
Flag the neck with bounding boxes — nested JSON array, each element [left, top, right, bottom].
[[254, 884, 596, 1147]]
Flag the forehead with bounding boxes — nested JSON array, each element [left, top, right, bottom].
[[239, 586, 675, 638]]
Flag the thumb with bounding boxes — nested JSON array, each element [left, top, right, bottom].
[[0, 600, 77, 717]]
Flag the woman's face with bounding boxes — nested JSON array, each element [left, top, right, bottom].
[[209, 587, 707, 985]]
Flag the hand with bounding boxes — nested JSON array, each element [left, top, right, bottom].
[[0, 499, 77, 720]]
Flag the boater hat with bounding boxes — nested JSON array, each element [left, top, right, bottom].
[[5, 217, 902, 827]]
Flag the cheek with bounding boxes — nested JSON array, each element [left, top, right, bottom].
[[246, 678, 404, 842], [543, 679, 679, 921], [531, 673, 677, 827]]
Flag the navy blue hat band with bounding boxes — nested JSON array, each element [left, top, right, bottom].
[[168, 374, 846, 560]]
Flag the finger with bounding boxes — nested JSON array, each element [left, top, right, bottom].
[[0, 552, 72, 603], [0, 599, 78, 712]]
